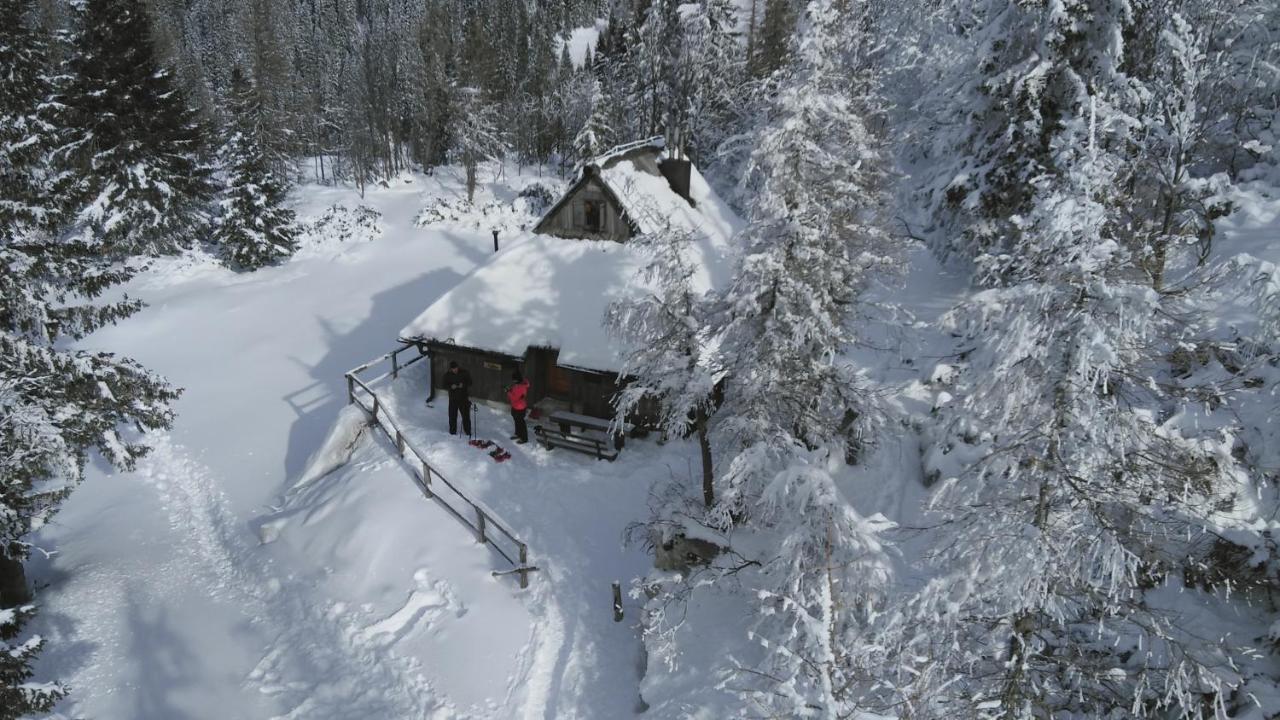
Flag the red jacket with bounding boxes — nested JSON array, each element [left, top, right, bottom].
[[507, 379, 529, 411]]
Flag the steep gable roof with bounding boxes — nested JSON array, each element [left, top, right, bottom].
[[533, 136, 704, 237]]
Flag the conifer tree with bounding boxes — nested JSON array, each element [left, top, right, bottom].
[[911, 0, 1137, 268], [58, 0, 217, 257], [708, 1, 902, 713], [1121, 12, 1231, 291], [573, 78, 613, 162], [0, 4, 67, 713], [901, 97, 1248, 720], [750, 0, 796, 78], [216, 69, 299, 271], [625, 0, 677, 137], [2, 0, 177, 712], [0, 603, 61, 718], [606, 224, 718, 506], [451, 86, 509, 203], [671, 0, 746, 164], [892, 2, 1258, 715]]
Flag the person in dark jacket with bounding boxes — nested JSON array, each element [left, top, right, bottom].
[[506, 370, 530, 444], [444, 361, 472, 436]]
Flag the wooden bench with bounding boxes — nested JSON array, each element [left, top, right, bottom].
[[533, 411, 631, 461]]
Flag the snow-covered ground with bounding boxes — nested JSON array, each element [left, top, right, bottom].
[[26, 165, 695, 718], [557, 20, 607, 69], [24, 159, 1280, 718]]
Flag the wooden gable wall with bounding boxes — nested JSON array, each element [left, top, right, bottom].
[[535, 175, 632, 242]]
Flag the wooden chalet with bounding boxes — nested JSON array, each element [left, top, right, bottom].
[[400, 136, 738, 424]]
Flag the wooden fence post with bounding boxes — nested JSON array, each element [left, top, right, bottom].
[[396, 429, 405, 456], [392, 349, 400, 379], [346, 374, 355, 404], [612, 582, 624, 622], [519, 544, 529, 589], [475, 507, 487, 544], [421, 460, 433, 498], [371, 393, 379, 419]]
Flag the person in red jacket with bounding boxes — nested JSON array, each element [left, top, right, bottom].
[[506, 370, 530, 444]]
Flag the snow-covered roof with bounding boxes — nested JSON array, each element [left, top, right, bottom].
[[533, 136, 726, 239], [400, 161, 742, 372]]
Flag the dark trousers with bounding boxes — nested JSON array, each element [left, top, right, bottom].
[[511, 408, 528, 442], [449, 397, 471, 436]]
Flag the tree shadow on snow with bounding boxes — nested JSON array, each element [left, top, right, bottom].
[[123, 587, 200, 719], [278, 267, 463, 486]]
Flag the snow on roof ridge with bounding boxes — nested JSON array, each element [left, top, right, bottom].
[[588, 135, 665, 169], [531, 136, 672, 234]]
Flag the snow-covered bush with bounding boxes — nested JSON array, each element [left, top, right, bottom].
[[298, 204, 381, 251], [414, 197, 541, 235], [516, 183, 557, 216]]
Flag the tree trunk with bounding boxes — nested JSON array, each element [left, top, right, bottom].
[[696, 405, 714, 508], [0, 555, 31, 608]]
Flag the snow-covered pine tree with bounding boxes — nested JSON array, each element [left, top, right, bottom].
[[707, 1, 902, 714], [606, 224, 718, 507], [0, 604, 61, 718], [1, 0, 177, 712], [625, 0, 677, 137], [0, 4, 67, 713], [573, 78, 613, 163], [1119, 12, 1232, 292], [899, 96, 1249, 720], [58, 0, 217, 257], [671, 0, 746, 166], [749, 0, 796, 78], [1184, 0, 1280, 176], [451, 86, 509, 203], [910, 0, 1137, 269], [215, 69, 299, 271]]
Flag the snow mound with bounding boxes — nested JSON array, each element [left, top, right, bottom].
[[292, 404, 370, 492]]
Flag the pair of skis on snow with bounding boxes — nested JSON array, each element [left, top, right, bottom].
[[468, 438, 511, 462]]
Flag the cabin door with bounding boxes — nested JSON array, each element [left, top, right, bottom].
[[547, 363, 572, 399]]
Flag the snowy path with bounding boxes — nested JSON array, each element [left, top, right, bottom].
[[29, 173, 569, 718]]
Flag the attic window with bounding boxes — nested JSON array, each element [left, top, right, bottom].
[[582, 199, 602, 232]]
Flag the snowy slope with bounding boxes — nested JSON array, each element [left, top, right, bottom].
[[26, 167, 661, 719]]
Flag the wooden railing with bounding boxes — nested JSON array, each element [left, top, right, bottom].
[[345, 343, 536, 588]]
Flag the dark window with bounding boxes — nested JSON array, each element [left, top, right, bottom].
[[583, 199, 602, 232]]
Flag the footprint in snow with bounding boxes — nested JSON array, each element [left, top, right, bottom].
[[356, 570, 466, 647]]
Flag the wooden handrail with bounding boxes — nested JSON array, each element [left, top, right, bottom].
[[344, 344, 534, 588]]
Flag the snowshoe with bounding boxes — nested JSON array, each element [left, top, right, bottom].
[[470, 439, 494, 449], [493, 451, 512, 462]]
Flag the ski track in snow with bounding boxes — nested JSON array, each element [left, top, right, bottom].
[[133, 433, 446, 719]]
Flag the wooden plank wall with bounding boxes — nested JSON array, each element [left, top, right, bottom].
[[540, 176, 630, 242]]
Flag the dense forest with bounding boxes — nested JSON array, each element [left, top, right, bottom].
[[3, 0, 1280, 716]]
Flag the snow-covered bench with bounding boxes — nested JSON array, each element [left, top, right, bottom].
[[534, 410, 631, 461]]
